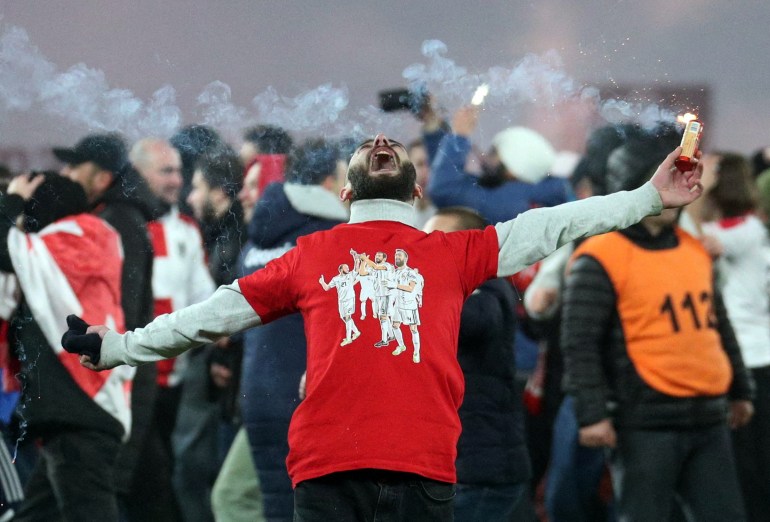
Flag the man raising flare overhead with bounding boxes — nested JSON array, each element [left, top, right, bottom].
[[64, 131, 704, 522]]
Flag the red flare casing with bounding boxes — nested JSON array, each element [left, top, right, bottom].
[[675, 119, 703, 172]]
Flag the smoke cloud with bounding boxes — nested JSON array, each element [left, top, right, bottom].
[[0, 24, 676, 146], [404, 39, 675, 129], [0, 26, 183, 139]]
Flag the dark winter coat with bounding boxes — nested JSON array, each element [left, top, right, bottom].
[[239, 182, 346, 520], [95, 169, 155, 331], [456, 278, 531, 486]]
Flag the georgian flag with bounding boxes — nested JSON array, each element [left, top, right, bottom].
[[7, 214, 133, 436]]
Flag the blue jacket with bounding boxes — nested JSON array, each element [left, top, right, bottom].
[[239, 182, 346, 521], [427, 131, 572, 372], [428, 133, 572, 225]]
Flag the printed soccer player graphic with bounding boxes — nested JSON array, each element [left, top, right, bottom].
[[351, 248, 376, 320], [413, 268, 424, 308], [389, 249, 422, 363], [357, 250, 398, 348], [319, 263, 361, 346], [327, 248, 426, 362]]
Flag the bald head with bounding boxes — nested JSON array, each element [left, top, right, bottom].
[[423, 206, 487, 233], [130, 138, 183, 205]]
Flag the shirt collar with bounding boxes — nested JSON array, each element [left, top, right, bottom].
[[348, 199, 417, 228]]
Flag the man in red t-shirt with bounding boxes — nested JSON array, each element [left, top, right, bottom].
[[65, 126, 704, 521]]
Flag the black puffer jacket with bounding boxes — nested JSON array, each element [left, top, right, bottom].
[[95, 169, 158, 493], [95, 168, 155, 331], [562, 224, 753, 430], [456, 278, 531, 486]]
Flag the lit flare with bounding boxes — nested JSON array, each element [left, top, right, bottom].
[[471, 84, 489, 106]]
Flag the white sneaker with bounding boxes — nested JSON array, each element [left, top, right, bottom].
[[392, 345, 406, 356], [413, 353, 420, 363], [341, 337, 353, 346]]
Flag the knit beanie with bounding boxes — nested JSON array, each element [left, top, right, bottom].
[[256, 154, 287, 193], [492, 127, 556, 184]]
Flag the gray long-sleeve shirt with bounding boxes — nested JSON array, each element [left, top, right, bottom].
[[100, 181, 662, 368]]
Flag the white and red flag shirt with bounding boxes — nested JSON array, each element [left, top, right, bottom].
[[7, 214, 131, 433], [147, 207, 216, 387], [238, 220, 499, 486], [702, 214, 770, 368]]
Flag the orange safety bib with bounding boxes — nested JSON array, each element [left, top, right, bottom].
[[572, 229, 732, 397]]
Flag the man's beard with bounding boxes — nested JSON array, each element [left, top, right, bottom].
[[347, 161, 417, 202], [201, 199, 218, 224]]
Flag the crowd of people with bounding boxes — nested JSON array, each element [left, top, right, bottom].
[[0, 97, 767, 522]]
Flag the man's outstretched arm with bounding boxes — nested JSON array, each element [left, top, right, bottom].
[[494, 146, 702, 277], [74, 281, 261, 370]]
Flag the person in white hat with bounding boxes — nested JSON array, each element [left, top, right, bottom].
[[428, 106, 572, 225]]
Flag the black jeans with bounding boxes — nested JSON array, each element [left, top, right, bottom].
[[293, 470, 456, 522], [732, 365, 770, 522], [14, 428, 121, 522], [610, 424, 745, 522]]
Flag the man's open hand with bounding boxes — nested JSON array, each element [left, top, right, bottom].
[[650, 147, 704, 208], [729, 400, 754, 430], [8, 172, 45, 201], [452, 106, 479, 137], [579, 418, 617, 448]]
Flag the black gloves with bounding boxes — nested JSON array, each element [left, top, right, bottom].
[[61, 315, 102, 365]]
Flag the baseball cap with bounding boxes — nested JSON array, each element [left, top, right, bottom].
[[53, 133, 128, 175]]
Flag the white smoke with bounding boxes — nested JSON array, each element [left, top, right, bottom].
[[404, 39, 675, 129], [196, 81, 249, 143], [252, 83, 350, 134], [0, 24, 676, 146], [0, 26, 183, 139], [0, 24, 359, 142], [0, 27, 53, 111]]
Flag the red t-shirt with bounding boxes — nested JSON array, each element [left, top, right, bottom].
[[238, 220, 499, 486]]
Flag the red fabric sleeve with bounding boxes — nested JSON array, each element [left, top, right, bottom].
[[442, 225, 499, 297], [237, 247, 299, 324]]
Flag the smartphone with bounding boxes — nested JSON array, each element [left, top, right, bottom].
[[378, 88, 428, 114]]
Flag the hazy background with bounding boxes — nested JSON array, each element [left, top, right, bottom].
[[1, 0, 769, 169]]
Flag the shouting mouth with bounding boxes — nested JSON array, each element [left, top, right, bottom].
[[369, 147, 398, 174]]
